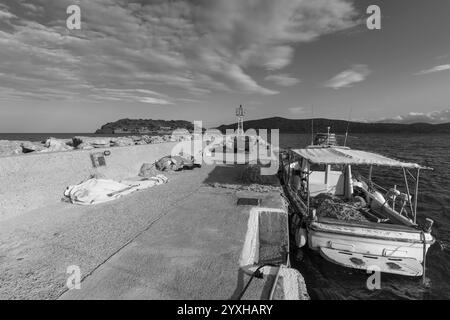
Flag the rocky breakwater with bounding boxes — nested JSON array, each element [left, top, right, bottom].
[[0, 134, 193, 157]]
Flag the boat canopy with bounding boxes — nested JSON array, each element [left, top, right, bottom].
[[291, 147, 430, 169]]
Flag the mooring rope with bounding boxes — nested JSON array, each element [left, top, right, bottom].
[[237, 264, 277, 300]]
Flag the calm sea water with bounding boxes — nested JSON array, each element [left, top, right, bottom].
[[0, 133, 129, 141], [280, 133, 450, 300], [1, 132, 449, 299]]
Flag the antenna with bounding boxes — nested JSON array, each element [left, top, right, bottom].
[[343, 107, 352, 147]]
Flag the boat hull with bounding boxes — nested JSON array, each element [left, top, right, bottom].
[[318, 247, 424, 277], [307, 219, 434, 276]]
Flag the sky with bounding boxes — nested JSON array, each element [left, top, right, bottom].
[[1, 0, 450, 132]]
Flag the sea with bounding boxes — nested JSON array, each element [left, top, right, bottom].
[[1, 132, 449, 299]]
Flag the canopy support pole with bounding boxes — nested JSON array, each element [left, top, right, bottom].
[[368, 165, 373, 190], [306, 161, 311, 217], [414, 168, 421, 224], [402, 167, 414, 220]]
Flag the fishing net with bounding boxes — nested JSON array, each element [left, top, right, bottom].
[[313, 193, 369, 222]]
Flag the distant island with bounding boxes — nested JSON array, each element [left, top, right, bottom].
[[95, 118, 194, 134], [216, 117, 450, 134]]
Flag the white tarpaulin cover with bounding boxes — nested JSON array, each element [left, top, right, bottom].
[[64, 174, 168, 205], [292, 147, 426, 169]]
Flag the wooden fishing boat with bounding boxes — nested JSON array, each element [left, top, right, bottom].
[[281, 132, 435, 277]]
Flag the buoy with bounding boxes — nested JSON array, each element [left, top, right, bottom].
[[295, 228, 307, 248]]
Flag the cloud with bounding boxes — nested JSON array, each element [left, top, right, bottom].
[[324, 64, 371, 89], [0, 0, 358, 103], [289, 107, 305, 115], [0, 9, 15, 19], [377, 108, 450, 124], [265, 74, 301, 87], [415, 64, 450, 75]]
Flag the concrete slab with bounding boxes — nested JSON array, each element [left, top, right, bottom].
[[61, 168, 285, 300], [0, 164, 286, 300]]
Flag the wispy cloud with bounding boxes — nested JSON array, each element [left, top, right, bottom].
[[415, 64, 450, 75], [324, 64, 371, 89], [265, 74, 300, 87], [0, 0, 358, 103], [377, 108, 450, 124], [288, 107, 305, 115]]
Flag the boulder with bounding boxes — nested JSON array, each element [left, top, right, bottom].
[[91, 139, 111, 148], [72, 137, 84, 148], [43, 137, 73, 152], [138, 163, 158, 177], [75, 142, 95, 150], [149, 136, 164, 144], [111, 137, 135, 147], [73, 136, 111, 149], [131, 135, 143, 142], [154, 155, 193, 171], [0, 140, 23, 156], [161, 135, 177, 142], [141, 135, 152, 144], [21, 141, 45, 153]]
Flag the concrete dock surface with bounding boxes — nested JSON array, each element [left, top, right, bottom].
[[0, 164, 287, 300]]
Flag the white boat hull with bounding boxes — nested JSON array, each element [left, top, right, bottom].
[[307, 219, 434, 276], [319, 247, 424, 276]]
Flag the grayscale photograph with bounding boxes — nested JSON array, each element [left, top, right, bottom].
[[0, 0, 449, 307]]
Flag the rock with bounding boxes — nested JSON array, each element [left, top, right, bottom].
[[0, 140, 23, 156], [138, 163, 158, 177], [75, 142, 94, 150], [131, 136, 143, 142], [111, 137, 134, 147], [43, 137, 73, 152], [161, 135, 177, 142], [72, 137, 84, 148], [73, 136, 111, 149], [91, 139, 110, 148], [154, 155, 194, 171], [141, 135, 152, 144], [21, 141, 45, 153], [149, 136, 164, 144]]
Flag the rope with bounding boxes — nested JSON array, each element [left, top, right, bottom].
[[237, 264, 276, 300]]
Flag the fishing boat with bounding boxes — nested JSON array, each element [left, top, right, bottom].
[[280, 129, 435, 277]]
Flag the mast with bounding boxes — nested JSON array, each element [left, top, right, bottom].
[[344, 107, 352, 147], [326, 126, 330, 145], [236, 105, 245, 136], [310, 104, 314, 145]]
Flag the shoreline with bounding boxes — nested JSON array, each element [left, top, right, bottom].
[[0, 133, 193, 157]]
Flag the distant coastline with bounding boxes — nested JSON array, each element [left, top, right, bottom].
[[216, 117, 450, 134]]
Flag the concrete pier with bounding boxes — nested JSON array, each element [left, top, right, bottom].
[[0, 162, 302, 300]]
